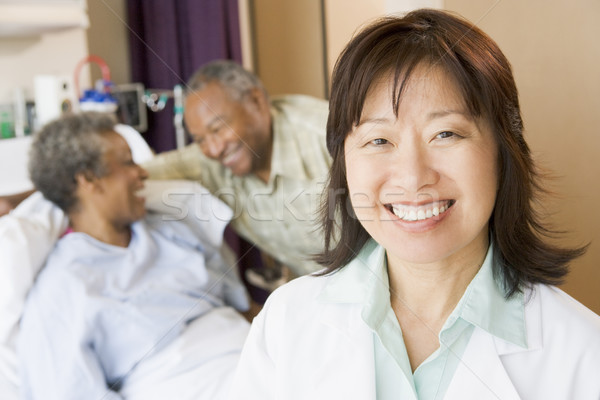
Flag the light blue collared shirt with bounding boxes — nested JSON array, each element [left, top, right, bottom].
[[320, 239, 527, 400]]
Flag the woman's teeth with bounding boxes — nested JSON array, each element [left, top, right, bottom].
[[391, 201, 453, 221]]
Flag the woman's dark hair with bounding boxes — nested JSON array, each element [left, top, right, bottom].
[[28, 112, 116, 213], [316, 8, 586, 297]]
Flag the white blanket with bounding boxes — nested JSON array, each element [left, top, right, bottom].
[[0, 179, 245, 399], [121, 307, 249, 400]]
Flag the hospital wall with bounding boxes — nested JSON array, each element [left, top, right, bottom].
[[0, 0, 130, 112]]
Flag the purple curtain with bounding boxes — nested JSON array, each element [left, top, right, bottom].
[[126, 0, 243, 153], [126, 1, 267, 302]]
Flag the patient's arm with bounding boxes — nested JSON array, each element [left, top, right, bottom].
[[0, 190, 34, 217], [18, 269, 124, 400], [142, 143, 205, 181]]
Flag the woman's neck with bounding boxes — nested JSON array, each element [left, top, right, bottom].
[[387, 239, 489, 327], [386, 241, 489, 371], [68, 210, 131, 248]]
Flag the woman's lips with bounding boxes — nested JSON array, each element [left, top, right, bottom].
[[387, 199, 455, 222]]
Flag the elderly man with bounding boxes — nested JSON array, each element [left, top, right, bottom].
[[143, 60, 331, 278]]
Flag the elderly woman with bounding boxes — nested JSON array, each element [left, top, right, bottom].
[[18, 112, 250, 400], [229, 9, 600, 400]]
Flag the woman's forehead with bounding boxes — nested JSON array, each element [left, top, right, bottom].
[[101, 131, 132, 157], [359, 66, 469, 121]]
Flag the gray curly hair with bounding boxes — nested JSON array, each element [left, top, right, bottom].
[[28, 112, 117, 213], [186, 60, 267, 101]]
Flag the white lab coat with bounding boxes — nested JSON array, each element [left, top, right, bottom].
[[229, 273, 600, 399]]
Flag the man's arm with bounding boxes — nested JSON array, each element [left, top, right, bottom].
[[142, 144, 205, 181], [0, 189, 35, 217]]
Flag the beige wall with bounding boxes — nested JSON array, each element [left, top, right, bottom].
[[445, 0, 600, 314], [324, 0, 443, 79], [324, 0, 385, 82], [238, 0, 255, 72], [251, 0, 326, 98], [86, 0, 130, 85], [250, 0, 442, 98]]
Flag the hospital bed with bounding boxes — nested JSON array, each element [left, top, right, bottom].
[[0, 125, 250, 399]]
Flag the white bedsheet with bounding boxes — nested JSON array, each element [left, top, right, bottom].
[[121, 306, 249, 400]]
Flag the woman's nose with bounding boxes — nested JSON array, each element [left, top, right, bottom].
[[391, 143, 439, 193], [138, 164, 149, 180]]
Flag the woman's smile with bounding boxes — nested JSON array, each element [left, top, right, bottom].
[[387, 199, 455, 221]]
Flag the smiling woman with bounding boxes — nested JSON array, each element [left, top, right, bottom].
[[344, 67, 499, 269], [20, 112, 250, 400], [74, 131, 148, 246], [28, 114, 149, 247], [229, 9, 600, 400]]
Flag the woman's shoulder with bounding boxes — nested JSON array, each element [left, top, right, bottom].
[[262, 273, 333, 316], [24, 244, 87, 315], [39, 235, 89, 278], [270, 273, 331, 300], [529, 283, 600, 343], [251, 273, 340, 350]]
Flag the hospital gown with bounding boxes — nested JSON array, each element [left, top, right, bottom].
[[18, 213, 250, 400]]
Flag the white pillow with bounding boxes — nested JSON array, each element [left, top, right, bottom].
[[0, 192, 67, 392], [115, 124, 154, 164]]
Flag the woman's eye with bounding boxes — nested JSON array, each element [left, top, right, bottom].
[[436, 131, 455, 139], [370, 138, 389, 146]]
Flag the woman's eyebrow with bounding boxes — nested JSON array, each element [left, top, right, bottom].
[[355, 109, 470, 128], [356, 116, 392, 127], [426, 109, 468, 121]]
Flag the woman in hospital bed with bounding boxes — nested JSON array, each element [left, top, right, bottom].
[[17, 112, 250, 400]]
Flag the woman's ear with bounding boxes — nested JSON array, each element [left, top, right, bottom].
[[75, 171, 99, 193]]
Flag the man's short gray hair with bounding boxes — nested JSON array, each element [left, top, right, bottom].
[[28, 112, 116, 213], [186, 60, 267, 101]]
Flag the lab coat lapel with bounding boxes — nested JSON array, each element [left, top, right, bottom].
[[444, 327, 521, 400], [311, 302, 377, 400], [444, 284, 542, 399]]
